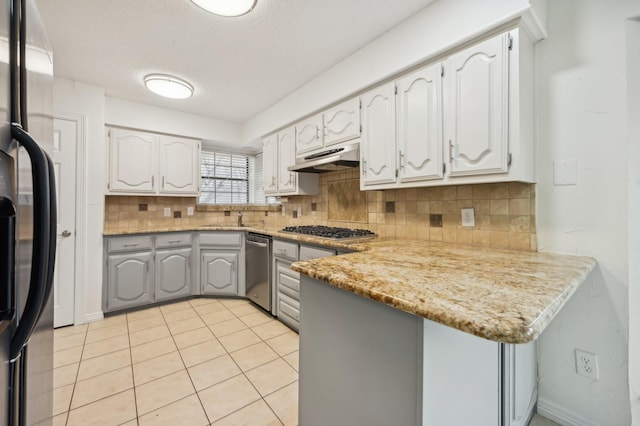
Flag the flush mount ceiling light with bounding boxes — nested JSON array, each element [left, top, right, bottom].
[[190, 0, 257, 17], [144, 74, 194, 99]]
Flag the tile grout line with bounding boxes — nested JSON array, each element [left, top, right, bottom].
[[125, 311, 140, 426]]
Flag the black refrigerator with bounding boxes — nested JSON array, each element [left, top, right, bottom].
[[1, 0, 56, 425]]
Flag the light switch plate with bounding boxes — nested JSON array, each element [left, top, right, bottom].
[[554, 159, 577, 185], [187, 206, 194, 216], [164, 207, 171, 217], [461, 208, 475, 227]]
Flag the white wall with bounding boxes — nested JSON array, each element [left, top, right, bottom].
[[53, 78, 105, 324], [535, 1, 639, 425], [105, 97, 246, 151], [241, 0, 541, 143], [627, 17, 640, 425]]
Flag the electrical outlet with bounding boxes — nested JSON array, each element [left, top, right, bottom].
[[575, 349, 599, 380], [187, 206, 194, 216], [163, 207, 171, 217], [461, 208, 475, 227]]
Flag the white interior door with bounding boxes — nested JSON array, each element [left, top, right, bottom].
[[53, 118, 77, 327]]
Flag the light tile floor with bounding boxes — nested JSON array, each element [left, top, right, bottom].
[[53, 298, 298, 426]]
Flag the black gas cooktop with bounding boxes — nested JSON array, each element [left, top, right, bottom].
[[281, 225, 376, 239]]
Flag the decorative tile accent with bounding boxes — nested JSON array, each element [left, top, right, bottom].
[[327, 179, 367, 223]]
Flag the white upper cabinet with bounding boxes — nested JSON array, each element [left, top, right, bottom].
[[323, 97, 361, 147], [107, 128, 201, 196], [262, 133, 279, 195], [277, 127, 297, 194], [108, 129, 157, 194], [445, 33, 509, 177], [397, 63, 444, 183], [295, 114, 323, 156], [295, 97, 361, 158], [159, 136, 200, 194], [361, 82, 397, 187], [263, 126, 319, 196]]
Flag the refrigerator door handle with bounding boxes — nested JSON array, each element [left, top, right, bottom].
[[0, 197, 17, 335], [8, 123, 52, 361], [38, 151, 57, 325]]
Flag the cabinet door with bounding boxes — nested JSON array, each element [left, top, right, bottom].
[[106, 251, 153, 311], [108, 129, 157, 193], [361, 83, 397, 187], [397, 63, 444, 182], [445, 33, 509, 176], [324, 97, 361, 147], [201, 251, 238, 295], [155, 248, 192, 301], [262, 134, 278, 195], [159, 137, 200, 195], [277, 127, 296, 193], [295, 115, 323, 156]]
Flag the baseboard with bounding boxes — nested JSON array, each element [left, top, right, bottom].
[[537, 398, 597, 426], [81, 311, 104, 324]]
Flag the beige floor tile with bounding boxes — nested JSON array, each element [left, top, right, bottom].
[[229, 303, 260, 317], [67, 389, 137, 426], [167, 316, 206, 335], [252, 321, 290, 341], [218, 329, 261, 353], [84, 322, 128, 344], [282, 351, 299, 372], [77, 348, 131, 381], [138, 394, 209, 426], [212, 399, 283, 426], [133, 351, 184, 385], [120, 421, 138, 426], [129, 324, 171, 346], [87, 314, 127, 330], [162, 307, 198, 323], [127, 314, 166, 333], [230, 342, 279, 372], [53, 383, 74, 415], [54, 345, 83, 368], [173, 326, 214, 349], [265, 381, 298, 426], [245, 358, 298, 397], [52, 412, 68, 426], [188, 354, 242, 391], [200, 309, 236, 325], [131, 336, 177, 364], [179, 339, 227, 368], [54, 324, 87, 338], [126, 306, 161, 322], [70, 366, 133, 409], [238, 311, 274, 328], [219, 298, 250, 308], [54, 332, 86, 352], [529, 414, 561, 426], [81, 334, 129, 360], [266, 332, 299, 356], [159, 300, 193, 313], [193, 300, 227, 315], [198, 375, 261, 422], [135, 370, 195, 415], [209, 318, 248, 338], [189, 297, 219, 307], [54, 362, 79, 389]]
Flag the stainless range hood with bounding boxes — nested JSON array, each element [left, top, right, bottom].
[[288, 142, 359, 173]]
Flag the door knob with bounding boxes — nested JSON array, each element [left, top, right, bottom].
[[60, 230, 71, 237]]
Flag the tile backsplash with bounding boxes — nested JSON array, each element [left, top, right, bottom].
[[104, 168, 536, 251]]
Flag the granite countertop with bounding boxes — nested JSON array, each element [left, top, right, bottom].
[[291, 240, 596, 344], [104, 225, 596, 344]]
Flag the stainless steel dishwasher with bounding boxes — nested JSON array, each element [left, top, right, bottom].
[[245, 233, 272, 312]]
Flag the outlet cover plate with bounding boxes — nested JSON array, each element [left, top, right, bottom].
[[575, 349, 599, 380], [461, 208, 475, 227]]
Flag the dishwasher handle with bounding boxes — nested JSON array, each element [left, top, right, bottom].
[[246, 240, 269, 248]]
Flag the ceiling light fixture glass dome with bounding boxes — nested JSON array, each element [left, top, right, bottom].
[[190, 0, 257, 17], [144, 74, 194, 99]]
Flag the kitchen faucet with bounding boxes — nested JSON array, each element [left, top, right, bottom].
[[238, 211, 243, 227]]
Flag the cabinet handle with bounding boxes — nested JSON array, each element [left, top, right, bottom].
[[449, 140, 454, 162], [316, 126, 320, 140], [123, 243, 139, 248], [362, 159, 367, 176], [152, 176, 155, 188], [162, 176, 165, 188], [168, 240, 181, 244], [399, 150, 404, 170]]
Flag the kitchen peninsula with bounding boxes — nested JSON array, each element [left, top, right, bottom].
[[291, 240, 596, 426]]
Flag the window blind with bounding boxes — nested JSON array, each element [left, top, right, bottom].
[[199, 150, 249, 204]]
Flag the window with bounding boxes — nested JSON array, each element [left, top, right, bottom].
[[199, 150, 249, 204]]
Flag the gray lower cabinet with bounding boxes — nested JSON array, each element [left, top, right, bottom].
[[201, 251, 239, 295], [106, 251, 154, 311], [155, 247, 192, 301]]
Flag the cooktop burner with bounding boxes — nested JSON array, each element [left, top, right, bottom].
[[281, 225, 376, 239]]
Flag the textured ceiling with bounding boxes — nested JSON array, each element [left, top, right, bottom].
[[35, 0, 435, 123]]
